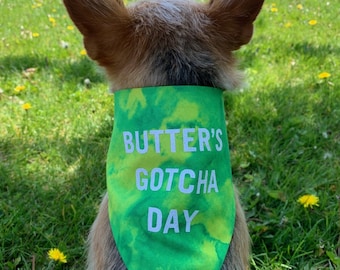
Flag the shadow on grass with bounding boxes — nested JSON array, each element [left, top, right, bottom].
[[0, 54, 105, 87], [290, 42, 340, 57], [0, 51, 109, 267], [224, 81, 339, 267], [0, 117, 112, 269], [239, 41, 340, 68]]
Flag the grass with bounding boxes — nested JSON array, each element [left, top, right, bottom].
[[0, 0, 339, 269]]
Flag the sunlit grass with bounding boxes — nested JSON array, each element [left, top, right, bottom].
[[1, 0, 339, 269]]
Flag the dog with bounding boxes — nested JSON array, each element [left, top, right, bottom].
[[63, 0, 264, 269]]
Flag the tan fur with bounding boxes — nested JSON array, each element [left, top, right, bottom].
[[63, 0, 264, 269]]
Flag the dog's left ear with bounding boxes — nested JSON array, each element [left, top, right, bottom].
[[206, 0, 264, 51]]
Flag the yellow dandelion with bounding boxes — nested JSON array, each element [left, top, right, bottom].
[[309, 20, 317, 26], [14, 85, 26, 92], [48, 248, 67, 263], [297, 194, 319, 208], [49, 17, 56, 27], [67, 25, 74, 31], [32, 32, 40, 38], [271, 7, 278, 12], [318, 72, 331, 79], [32, 3, 42, 8], [22, 103, 32, 110], [297, 4, 303, 10], [80, 49, 87, 56], [284, 22, 292, 28]]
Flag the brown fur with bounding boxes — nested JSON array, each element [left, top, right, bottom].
[[63, 0, 264, 269]]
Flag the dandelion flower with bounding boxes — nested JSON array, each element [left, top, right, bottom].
[[14, 85, 25, 92], [49, 17, 56, 27], [32, 3, 42, 8], [297, 194, 319, 208], [308, 20, 317, 26], [32, 32, 40, 38], [318, 72, 331, 79], [297, 4, 303, 10], [22, 103, 32, 110], [284, 22, 292, 28], [48, 248, 67, 263], [67, 25, 74, 30], [271, 7, 278, 12], [80, 49, 87, 56]]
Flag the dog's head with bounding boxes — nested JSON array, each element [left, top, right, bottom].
[[63, 0, 263, 91]]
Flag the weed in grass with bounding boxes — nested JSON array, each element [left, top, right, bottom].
[[1, 0, 339, 269]]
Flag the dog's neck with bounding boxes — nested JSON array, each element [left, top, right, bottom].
[[106, 86, 236, 269]]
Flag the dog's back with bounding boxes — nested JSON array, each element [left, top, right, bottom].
[[63, 0, 264, 269]]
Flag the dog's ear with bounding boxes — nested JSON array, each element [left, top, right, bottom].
[[206, 0, 264, 51], [63, 0, 132, 64]]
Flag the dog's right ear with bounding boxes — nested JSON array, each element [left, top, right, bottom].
[[63, 0, 133, 64]]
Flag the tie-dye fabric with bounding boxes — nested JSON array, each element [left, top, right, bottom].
[[107, 86, 235, 270]]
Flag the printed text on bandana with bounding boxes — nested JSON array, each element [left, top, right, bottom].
[[122, 127, 224, 234]]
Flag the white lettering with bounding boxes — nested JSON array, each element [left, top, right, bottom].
[[183, 210, 199, 232], [182, 128, 196, 152], [136, 168, 148, 190], [179, 169, 195, 194], [165, 168, 179, 191], [123, 131, 134, 153], [198, 128, 211, 151], [136, 168, 219, 194], [123, 127, 223, 153], [163, 209, 179, 233], [165, 129, 180, 152], [215, 129, 223, 151], [149, 130, 164, 153], [196, 170, 208, 194], [148, 207, 162, 232], [207, 170, 218, 193], [148, 208, 199, 234], [150, 168, 164, 191], [135, 131, 148, 154]]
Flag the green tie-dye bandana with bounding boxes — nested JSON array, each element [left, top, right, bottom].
[[107, 86, 235, 270]]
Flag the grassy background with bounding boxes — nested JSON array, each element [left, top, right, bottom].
[[0, 0, 339, 269]]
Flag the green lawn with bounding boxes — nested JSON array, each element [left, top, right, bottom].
[[0, 0, 339, 269]]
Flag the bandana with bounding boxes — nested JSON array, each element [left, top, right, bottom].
[[107, 86, 235, 270]]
